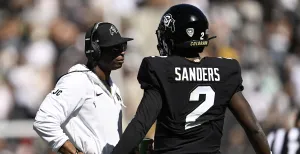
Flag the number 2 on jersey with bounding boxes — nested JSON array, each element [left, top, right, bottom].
[[185, 86, 215, 130]]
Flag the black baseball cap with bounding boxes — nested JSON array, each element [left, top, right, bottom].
[[85, 22, 133, 48]]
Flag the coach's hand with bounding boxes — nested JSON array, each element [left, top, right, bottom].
[[59, 140, 84, 154]]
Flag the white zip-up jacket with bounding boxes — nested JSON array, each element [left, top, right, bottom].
[[33, 64, 124, 154]]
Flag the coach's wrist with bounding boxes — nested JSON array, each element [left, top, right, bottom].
[[58, 140, 78, 154]]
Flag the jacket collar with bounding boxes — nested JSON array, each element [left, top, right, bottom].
[[68, 64, 118, 98]]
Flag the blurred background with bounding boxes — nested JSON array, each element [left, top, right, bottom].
[[0, 0, 299, 153]]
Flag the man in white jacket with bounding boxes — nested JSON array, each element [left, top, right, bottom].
[[33, 22, 133, 154]]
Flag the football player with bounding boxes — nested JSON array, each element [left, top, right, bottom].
[[112, 4, 271, 154]]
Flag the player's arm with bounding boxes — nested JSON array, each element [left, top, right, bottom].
[[229, 92, 271, 154], [112, 88, 162, 154], [33, 73, 88, 153], [112, 57, 162, 154], [227, 59, 271, 154]]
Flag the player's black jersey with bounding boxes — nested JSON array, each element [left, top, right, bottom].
[[268, 128, 300, 154], [137, 56, 244, 154]]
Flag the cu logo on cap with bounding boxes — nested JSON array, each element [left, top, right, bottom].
[[109, 25, 118, 36]]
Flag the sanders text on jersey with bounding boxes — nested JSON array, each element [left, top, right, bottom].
[[175, 67, 220, 81]]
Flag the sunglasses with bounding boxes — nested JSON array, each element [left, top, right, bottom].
[[103, 43, 127, 53]]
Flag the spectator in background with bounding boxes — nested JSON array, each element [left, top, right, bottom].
[[0, 139, 14, 154]]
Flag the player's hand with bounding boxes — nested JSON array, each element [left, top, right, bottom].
[[138, 138, 154, 154]]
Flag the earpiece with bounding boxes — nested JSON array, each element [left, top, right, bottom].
[[90, 22, 104, 61]]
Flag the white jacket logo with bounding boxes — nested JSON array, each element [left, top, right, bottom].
[[163, 14, 175, 32], [52, 89, 62, 96]]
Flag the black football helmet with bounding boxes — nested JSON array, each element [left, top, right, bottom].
[[156, 4, 216, 56]]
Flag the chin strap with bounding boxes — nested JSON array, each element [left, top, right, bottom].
[[208, 36, 217, 40]]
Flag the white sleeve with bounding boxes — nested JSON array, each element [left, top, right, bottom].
[[33, 73, 89, 152]]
